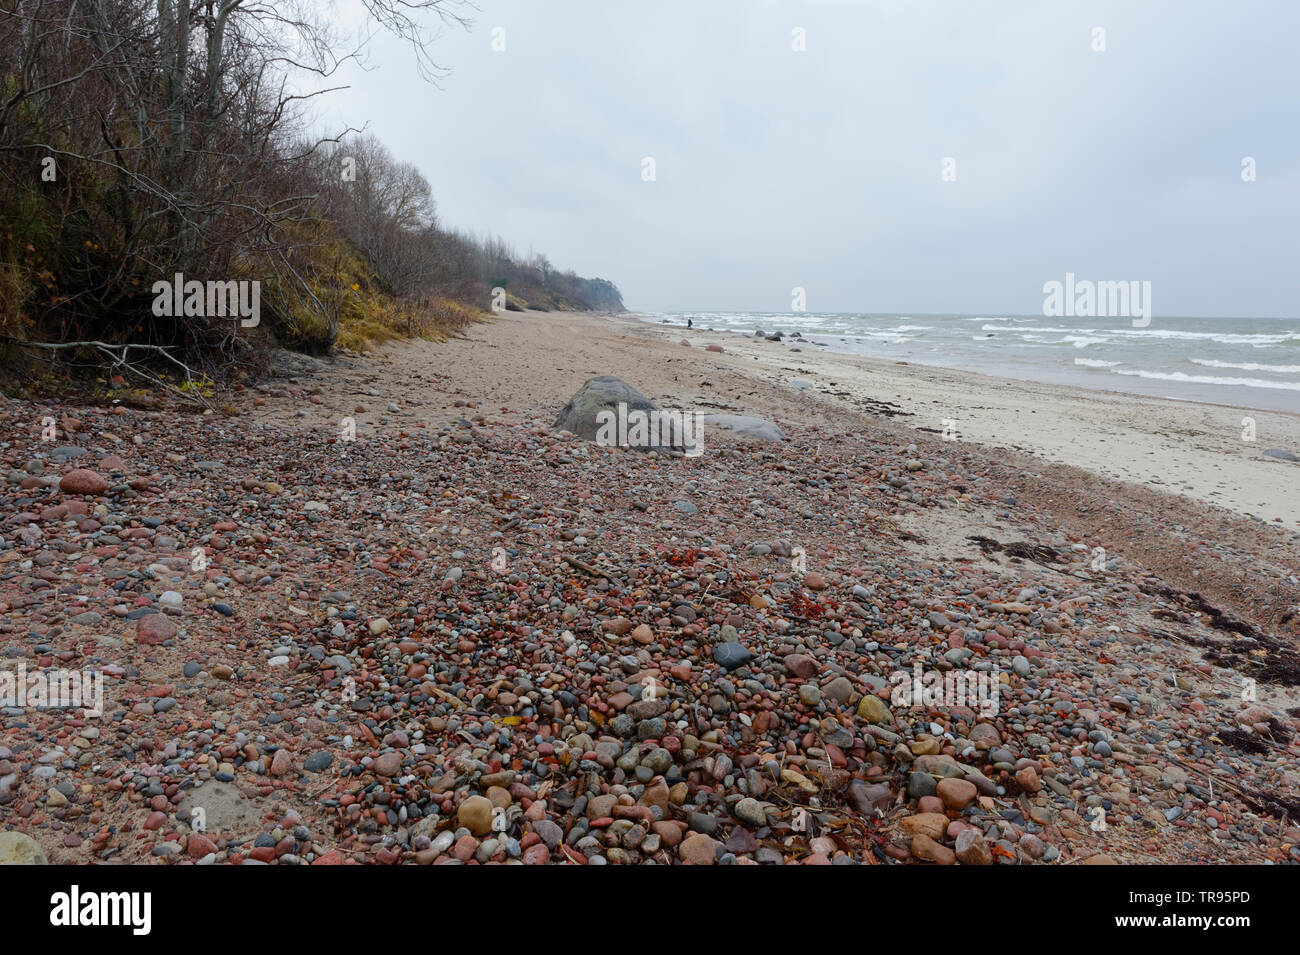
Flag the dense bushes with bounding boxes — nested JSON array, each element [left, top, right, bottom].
[[0, 1, 622, 384]]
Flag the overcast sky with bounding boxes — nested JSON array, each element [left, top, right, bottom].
[[317, 0, 1300, 317]]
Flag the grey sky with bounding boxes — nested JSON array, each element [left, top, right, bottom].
[[319, 0, 1299, 317]]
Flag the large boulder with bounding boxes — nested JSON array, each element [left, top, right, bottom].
[[555, 376, 657, 440], [700, 414, 785, 442], [554, 377, 694, 453]]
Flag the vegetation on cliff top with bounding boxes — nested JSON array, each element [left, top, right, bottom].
[[0, 1, 622, 392]]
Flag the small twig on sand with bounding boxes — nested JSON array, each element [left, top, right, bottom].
[[424, 685, 468, 709], [562, 555, 618, 580]]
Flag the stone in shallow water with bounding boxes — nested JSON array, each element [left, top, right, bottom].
[[712, 642, 752, 670]]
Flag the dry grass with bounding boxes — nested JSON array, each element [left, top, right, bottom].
[[335, 296, 482, 352]]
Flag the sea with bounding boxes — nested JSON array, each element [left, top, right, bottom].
[[641, 312, 1300, 415]]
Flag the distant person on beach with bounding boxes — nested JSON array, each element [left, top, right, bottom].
[[687, 318, 693, 328]]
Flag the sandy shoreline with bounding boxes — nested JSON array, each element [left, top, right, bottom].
[[618, 313, 1300, 529], [241, 307, 1300, 639], [6, 307, 1300, 866], [251, 308, 1300, 529]]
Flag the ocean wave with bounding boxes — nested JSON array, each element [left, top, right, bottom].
[[983, 324, 1299, 345], [1111, 368, 1300, 391], [859, 330, 919, 340], [1119, 329, 1298, 344], [1064, 335, 1111, 348], [1189, 358, 1300, 374], [1075, 358, 1122, 368]]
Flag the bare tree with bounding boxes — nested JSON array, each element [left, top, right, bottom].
[[0, 0, 471, 358]]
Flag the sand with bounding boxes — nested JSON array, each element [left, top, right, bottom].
[[240, 308, 1300, 641], [6, 308, 1299, 867], [250, 308, 1300, 528]]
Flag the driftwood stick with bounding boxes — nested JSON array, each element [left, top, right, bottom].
[[562, 555, 619, 580], [11, 339, 214, 409]]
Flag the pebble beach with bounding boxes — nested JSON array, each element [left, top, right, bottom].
[[2, 309, 1299, 866]]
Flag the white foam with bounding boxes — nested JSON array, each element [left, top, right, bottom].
[[1190, 358, 1300, 373], [1111, 368, 1300, 391], [988, 324, 1299, 345], [1074, 358, 1122, 368]]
